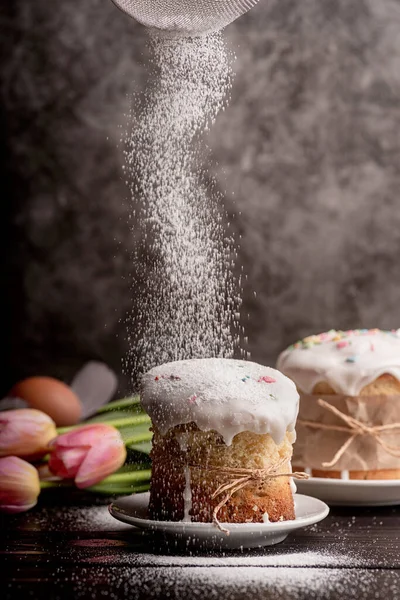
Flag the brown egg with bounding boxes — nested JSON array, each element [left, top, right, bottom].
[[10, 377, 82, 427]]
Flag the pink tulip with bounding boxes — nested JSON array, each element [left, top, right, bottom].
[[0, 456, 41, 513], [48, 424, 126, 489], [0, 409, 57, 459]]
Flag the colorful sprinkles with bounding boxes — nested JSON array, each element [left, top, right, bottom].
[[345, 356, 358, 363], [336, 340, 350, 349], [240, 375, 278, 384], [258, 376, 277, 384], [154, 374, 182, 381], [287, 328, 399, 351], [285, 329, 400, 367]]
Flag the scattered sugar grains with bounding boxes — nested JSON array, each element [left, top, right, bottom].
[[28, 506, 128, 532], [123, 32, 244, 377], [65, 566, 386, 600]]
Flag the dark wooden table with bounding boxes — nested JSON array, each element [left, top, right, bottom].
[[1, 496, 399, 600]]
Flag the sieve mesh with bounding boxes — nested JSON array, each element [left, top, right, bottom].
[[111, 0, 260, 36]]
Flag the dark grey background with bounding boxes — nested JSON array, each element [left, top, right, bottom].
[[1, 0, 400, 395]]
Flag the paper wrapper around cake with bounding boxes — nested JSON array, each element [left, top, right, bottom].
[[149, 424, 296, 524], [293, 391, 400, 480]]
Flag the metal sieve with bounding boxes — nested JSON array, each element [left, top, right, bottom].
[[111, 0, 260, 36]]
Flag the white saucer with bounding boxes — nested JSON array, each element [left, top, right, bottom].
[[109, 492, 329, 550], [296, 477, 400, 506]]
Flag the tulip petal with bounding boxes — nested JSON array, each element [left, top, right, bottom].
[[48, 424, 127, 488], [50, 424, 118, 449], [48, 446, 88, 479], [0, 409, 57, 459], [75, 436, 126, 489], [0, 456, 40, 513]]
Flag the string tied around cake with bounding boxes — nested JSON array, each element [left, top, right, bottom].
[[191, 457, 309, 534], [298, 398, 400, 469]]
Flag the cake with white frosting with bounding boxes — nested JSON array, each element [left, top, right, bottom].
[[277, 329, 400, 480], [141, 358, 300, 527]]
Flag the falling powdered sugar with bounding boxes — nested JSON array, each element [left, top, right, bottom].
[[123, 32, 243, 379]]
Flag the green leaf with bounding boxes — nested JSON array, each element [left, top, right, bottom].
[[114, 463, 150, 474], [87, 483, 150, 495], [57, 414, 151, 434], [95, 396, 141, 414], [101, 469, 151, 485], [128, 441, 152, 455], [119, 422, 152, 442]]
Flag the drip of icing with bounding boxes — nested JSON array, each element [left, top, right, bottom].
[[304, 467, 312, 476], [288, 463, 297, 495], [341, 470, 349, 481], [175, 432, 189, 452], [182, 464, 192, 522], [277, 329, 400, 395], [262, 512, 270, 523], [141, 358, 299, 446]]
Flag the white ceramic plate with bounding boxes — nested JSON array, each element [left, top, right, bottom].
[[296, 477, 400, 506], [109, 492, 329, 550]]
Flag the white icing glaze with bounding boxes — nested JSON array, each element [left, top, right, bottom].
[[141, 358, 299, 446], [182, 464, 192, 522], [262, 512, 270, 523], [175, 432, 189, 452], [288, 462, 297, 494], [277, 329, 400, 396], [341, 470, 349, 481]]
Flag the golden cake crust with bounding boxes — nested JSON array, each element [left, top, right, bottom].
[[149, 424, 295, 523], [312, 374, 400, 396]]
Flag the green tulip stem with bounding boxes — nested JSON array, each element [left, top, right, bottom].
[[40, 480, 150, 495], [101, 470, 151, 485], [98, 414, 151, 429], [124, 432, 153, 446], [56, 414, 151, 435], [40, 480, 74, 489], [95, 396, 141, 414], [88, 484, 149, 495], [39, 470, 151, 491]]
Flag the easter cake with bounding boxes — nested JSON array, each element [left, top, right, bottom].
[[277, 329, 400, 480], [140, 358, 302, 530]]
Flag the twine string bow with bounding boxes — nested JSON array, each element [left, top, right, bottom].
[[191, 457, 309, 534], [298, 398, 400, 468]]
